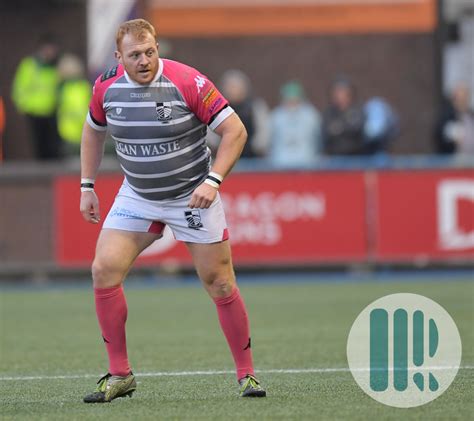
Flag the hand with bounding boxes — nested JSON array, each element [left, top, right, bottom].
[[80, 191, 101, 224], [188, 183, 217, 209]]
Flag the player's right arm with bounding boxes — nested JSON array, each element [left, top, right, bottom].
[[80, 74, 109, 224], [80, 123, 106, 224]]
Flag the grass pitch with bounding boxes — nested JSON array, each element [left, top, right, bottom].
[[0, 277, 473, 420]]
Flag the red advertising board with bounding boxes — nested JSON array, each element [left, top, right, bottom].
[[55, 174, 123, 267], [55, 172, 368, 266], [374, 169, 474, 260]]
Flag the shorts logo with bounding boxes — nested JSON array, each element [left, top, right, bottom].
[[156, 102, 172, 121], [109, 207, 143, 219], [185, 210, 203, 229], [116, 108, 122, 115]]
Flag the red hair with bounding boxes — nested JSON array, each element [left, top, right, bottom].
[[116, 19, 156, 50]]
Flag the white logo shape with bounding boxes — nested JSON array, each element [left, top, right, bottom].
[[194, 75, 206, 93], [116, 108, 122, 115], [437, 179, 474, 250], [347, 293, 462, 408], [156, 102, 172, 121]]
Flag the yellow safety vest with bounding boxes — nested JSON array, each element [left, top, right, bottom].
[[12, 57, 59, 117], [57, 79, 91, 144]]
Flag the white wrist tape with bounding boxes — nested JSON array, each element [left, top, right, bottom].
[[81, 178, 95, 184], [81, 177, 95, 192], [208, 171, 223, 183], [204, 178, 220, 189]]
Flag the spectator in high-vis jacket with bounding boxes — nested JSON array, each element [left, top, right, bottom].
[[57, 54, 91, 155], [12, 35, 61, 159]]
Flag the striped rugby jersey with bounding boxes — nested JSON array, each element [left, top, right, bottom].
[[87, 59, 234, 201]]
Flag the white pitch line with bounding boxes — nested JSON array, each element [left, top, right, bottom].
[[0, 366, 473, 382]]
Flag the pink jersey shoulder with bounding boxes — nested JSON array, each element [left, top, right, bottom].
[[162, 59, 228, 125], [89, 64, 125, 126]]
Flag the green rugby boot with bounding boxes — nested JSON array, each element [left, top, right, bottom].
[[239, 374, 266, 397], [83, 372, 136, 403]]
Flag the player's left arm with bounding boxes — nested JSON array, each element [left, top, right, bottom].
[[188, 113, 247, 209]]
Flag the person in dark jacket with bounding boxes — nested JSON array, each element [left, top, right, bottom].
[[322, 76, 365, 156]]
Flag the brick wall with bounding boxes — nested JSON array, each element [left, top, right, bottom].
[[163, 33, 438, 154]]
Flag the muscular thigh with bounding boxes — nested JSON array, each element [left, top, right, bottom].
[[93, 229, 160, 287], [186, 240, 236, 289]]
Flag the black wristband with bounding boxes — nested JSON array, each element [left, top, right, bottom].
[[206, 175, 222, 185], [80, 182, 95, 189]]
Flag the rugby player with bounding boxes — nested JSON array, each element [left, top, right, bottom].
[[80, 19, 266, 402]]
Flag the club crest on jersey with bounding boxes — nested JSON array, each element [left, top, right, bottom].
[[156, 102, 172, 121], [185, 210, 203, 230]]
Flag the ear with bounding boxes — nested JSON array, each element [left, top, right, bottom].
[[156, 42, 160, 51], [115, 50, 122, 64]]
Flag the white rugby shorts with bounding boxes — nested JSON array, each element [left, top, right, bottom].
[[103, 179, 229, 243]]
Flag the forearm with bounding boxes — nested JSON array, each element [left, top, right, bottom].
[[80, 123, 107, 180], [211, 116, 247, 178]]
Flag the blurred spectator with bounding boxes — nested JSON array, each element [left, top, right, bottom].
[[0, 95, 4, 162], [363, 97, 400, 155], [57, 54, 91, 156], [322, 76, 365, 155], [269, 80, 322, 167], [207, 69, 269, 157], [11, 35, 61, 160], [435, 83, 474, 155]]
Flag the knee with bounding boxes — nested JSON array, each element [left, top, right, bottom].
[[203, 270, 235, 298], [91, 258, 123, 288], [213, 276, 234, 295]]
